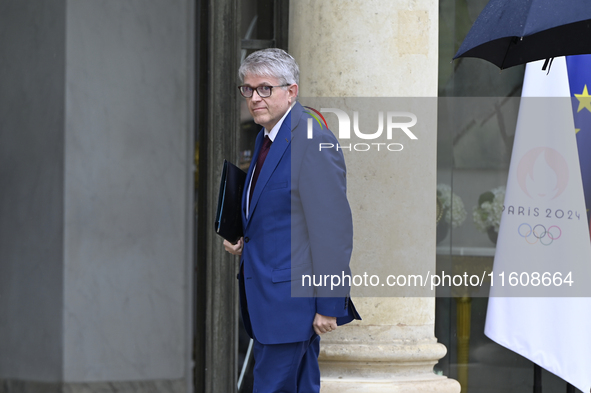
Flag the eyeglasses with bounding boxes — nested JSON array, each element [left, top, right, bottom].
[[238, 84, 289, 98]]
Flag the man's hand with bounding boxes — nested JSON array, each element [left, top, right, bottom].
[[313, 313, 337, 335], [224, 237, 243, 256]]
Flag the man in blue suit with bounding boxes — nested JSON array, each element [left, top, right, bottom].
[[224, 48, 359, 393]]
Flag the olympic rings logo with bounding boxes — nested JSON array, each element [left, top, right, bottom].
[[518, 223, 562, 246]]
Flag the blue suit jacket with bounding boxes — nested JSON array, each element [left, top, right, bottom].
[[239, 102, 360, 345]]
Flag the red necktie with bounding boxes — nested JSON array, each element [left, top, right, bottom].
[[249, 135, 272, 202]]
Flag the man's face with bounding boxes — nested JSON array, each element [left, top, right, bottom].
[[243, 74, 298, 131]]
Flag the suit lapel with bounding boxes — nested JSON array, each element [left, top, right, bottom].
[[247, 110, 293, 222], [242, 132, 263, 226]]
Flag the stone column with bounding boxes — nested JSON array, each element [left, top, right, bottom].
[[289, 1, 460, 392]]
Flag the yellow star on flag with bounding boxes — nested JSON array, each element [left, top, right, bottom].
[[574, 84, 591, 113]]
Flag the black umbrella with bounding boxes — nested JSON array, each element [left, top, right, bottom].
[[453, 0, 591, 69]]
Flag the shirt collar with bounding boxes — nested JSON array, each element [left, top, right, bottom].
[[264, 104, 293, 142]]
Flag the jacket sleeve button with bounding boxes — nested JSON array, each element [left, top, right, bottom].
[[244, 237, 250, 243]]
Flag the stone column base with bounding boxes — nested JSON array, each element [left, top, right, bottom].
[[322, 377, 460, 393], [320, 337, 460, 393]]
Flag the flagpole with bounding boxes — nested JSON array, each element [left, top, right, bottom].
[[534, 364, 542, 393]]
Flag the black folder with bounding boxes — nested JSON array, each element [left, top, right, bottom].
[[215, 160, 247, 243]]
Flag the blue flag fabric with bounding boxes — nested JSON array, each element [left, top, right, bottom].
[[566, 55, 591, 224]]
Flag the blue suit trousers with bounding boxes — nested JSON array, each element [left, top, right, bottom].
[[253, 333, 321, 393]]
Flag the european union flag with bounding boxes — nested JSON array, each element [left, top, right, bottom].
[[566, 55, 591, 224]]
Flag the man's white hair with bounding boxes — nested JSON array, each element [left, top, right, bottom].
[[239, 48, 299, 86]]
